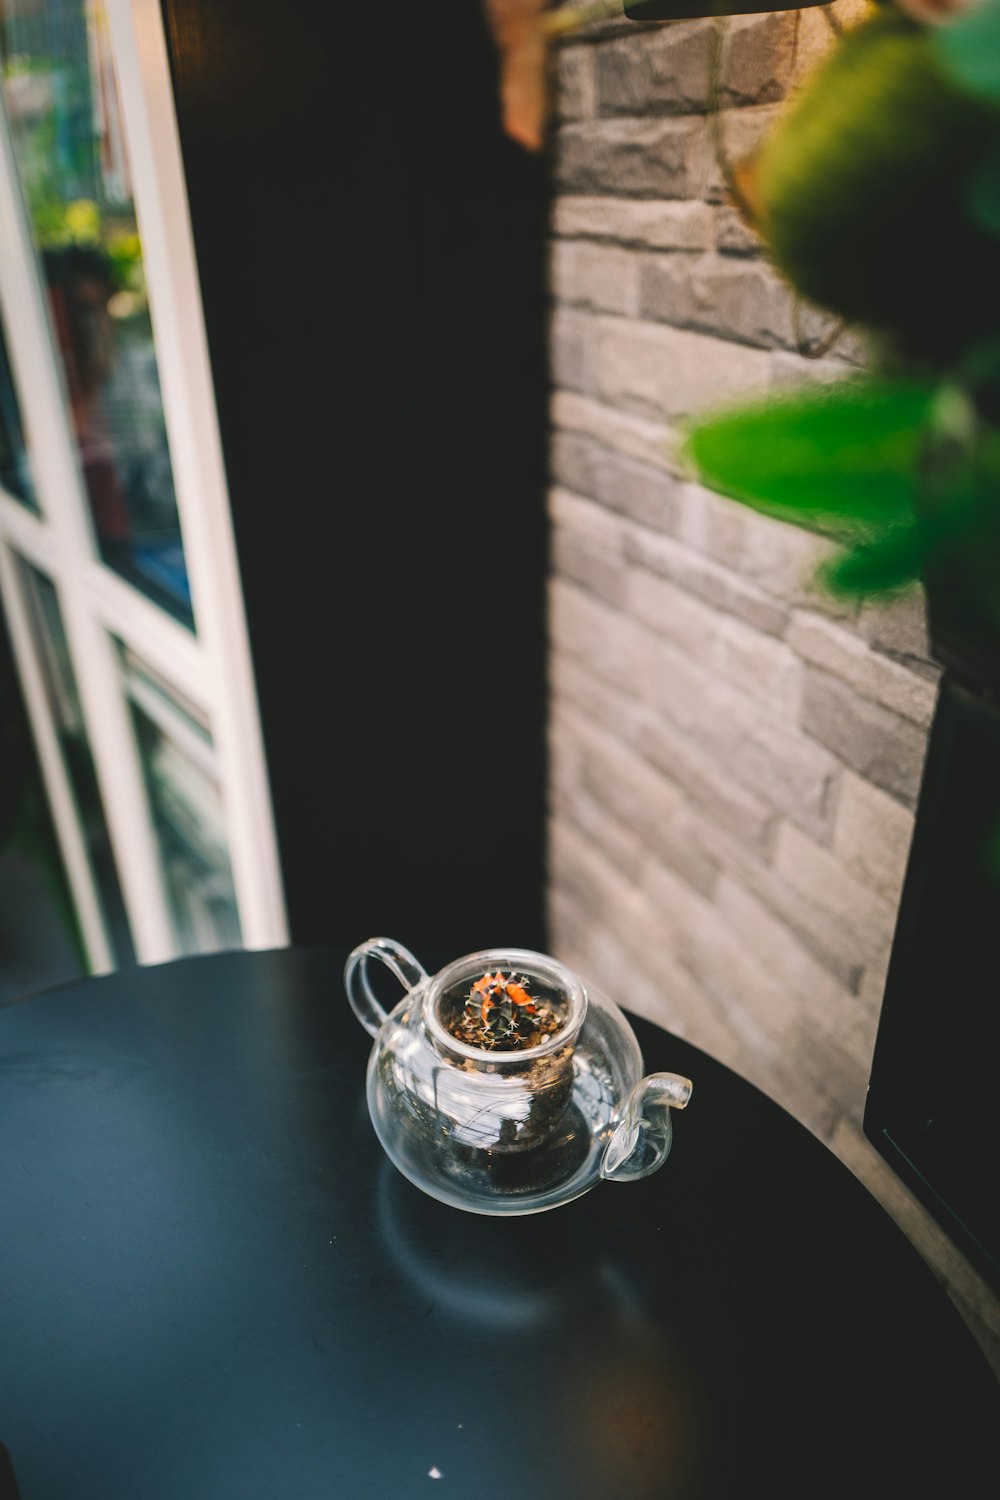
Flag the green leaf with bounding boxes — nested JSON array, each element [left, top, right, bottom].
[[820, 525, 925, 597], [682, 379, 935, 539], [934, 0, 1000, 104]]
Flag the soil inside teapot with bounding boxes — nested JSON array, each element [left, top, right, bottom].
[[443, 967, 566, 1052]]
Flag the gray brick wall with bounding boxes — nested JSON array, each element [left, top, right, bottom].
[[546, 5, 998, 1369]]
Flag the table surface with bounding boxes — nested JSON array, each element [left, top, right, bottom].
[[0, 946, 996, 1500]]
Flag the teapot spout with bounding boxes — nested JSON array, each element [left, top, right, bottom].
[[600, 1072, 693, 1183]]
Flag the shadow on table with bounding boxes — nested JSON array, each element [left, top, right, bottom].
[[375, 1158, 718, 1499]]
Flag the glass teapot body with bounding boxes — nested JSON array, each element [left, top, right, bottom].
[[346, 939, 692, 1216]]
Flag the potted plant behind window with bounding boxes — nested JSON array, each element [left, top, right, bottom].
[[681, 0, 1000, 694]]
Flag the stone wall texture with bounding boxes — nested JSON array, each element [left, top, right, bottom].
[[545, 4, 999, 1371]]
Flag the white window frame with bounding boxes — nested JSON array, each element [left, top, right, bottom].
[[0, 0, 289, 967]]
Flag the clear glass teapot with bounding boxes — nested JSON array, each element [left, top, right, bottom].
[[346, 938, 693, 1215]]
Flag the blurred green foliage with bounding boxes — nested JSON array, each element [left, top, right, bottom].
[[685, 1, 1000, 641]]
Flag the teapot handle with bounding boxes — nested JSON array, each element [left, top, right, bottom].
[[344, 937, 429, 1037]]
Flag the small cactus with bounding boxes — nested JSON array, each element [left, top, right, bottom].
[[449, 969, 563, 1051]]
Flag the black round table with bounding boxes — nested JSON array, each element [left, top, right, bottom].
[[0, 947, 996, 1499]]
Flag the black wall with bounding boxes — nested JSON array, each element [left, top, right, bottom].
[[864, 676, 1000, 1292], [160, 0, 550, 957]]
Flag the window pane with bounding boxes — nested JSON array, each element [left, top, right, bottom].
[[0, 312, 35, 505], [120, 646, 242, 955], [0, 0, 193, 624], [19, 560, 134, 965]]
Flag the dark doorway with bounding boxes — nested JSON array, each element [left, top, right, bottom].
[[159, 0, 551, 956]]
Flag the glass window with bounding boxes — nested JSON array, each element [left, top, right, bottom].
[[0, 312, 34, 505], [19, 559, 134, 964], [0, 0, 193, 624], [120, 645, 242, 956]]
